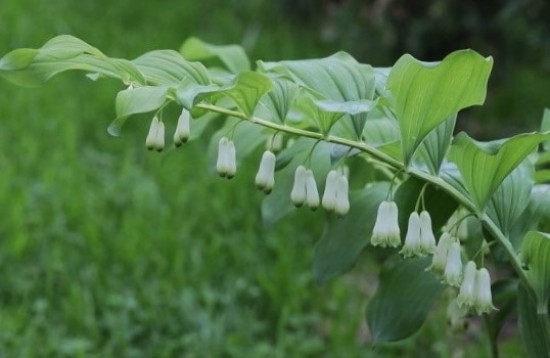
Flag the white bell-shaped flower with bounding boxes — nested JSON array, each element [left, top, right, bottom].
[[226, 140, 237, 179], [216, 137, 230, 177], [474, 268, 496, 315], [457, 261, 477, 309], [322, 170, 339, 211], [173, 108, 191, 146], [290, 165, 307, 206], [145, 116, 165, 151], [400, 212, 422, 257], [371, 201, 401, 248], [334, 175, 350, 216], [305, 169, 320, 210], [419, 211, 436, 254], [428, 232, 453, 274], [255, 150, 276, 194], [444, 242, 463, 287]]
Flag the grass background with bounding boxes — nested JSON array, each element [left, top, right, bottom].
[[1, 1, 544, 356]]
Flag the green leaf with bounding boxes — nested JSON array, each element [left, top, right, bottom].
[[531, 185, 550, 220], [414, 114, 456, 174], [132, 50, 210, 86], [365, 257, 445, 342], [521, 231, 550, 315], [486, 161, 533, 237], [180, 37, 250, 73], [313, 182, 390, 284], [487, 279, 519, 346], [448, 132, 550, 211], [261, 139, 332, 226], [215, 71, 273, 118], [388, 50, 493, 164], [517, 283, 550, 358], [258, 76, 300, 123], [542, 109, 550, 151], [0, 35, 145, 87]]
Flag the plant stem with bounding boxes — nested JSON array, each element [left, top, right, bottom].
[[196, 103, 530, 285]]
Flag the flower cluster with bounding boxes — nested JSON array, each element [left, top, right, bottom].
[[371, 202, 496, 316], [291, 165, 320, 210], [146, 108, 192, 151], [255, 150, 276, 194], [216, 136, 237, 179], [321, 169, 350, 216]]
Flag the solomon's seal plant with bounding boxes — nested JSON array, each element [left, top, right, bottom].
[[2, 35, 550, 356]]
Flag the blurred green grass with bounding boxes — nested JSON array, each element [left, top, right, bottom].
[[0, 1, 525, 356]]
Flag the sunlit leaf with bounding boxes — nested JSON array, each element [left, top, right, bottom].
[[257, 76, 300, 123], [180, 37, 250, 74], [366, 257, 445, 342], [448, 132, 550, 211], [313, 182, 390, 284], [415, 114, 456, 174], [388, 50, 493, 164], [217, 71, 272, 118], [521, 231, 550, 314]]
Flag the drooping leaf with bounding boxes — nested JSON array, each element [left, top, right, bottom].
[[366, 257, 445, 342], [521, 231, 550, 315], [261, 138, 332, 226], [257, 76, 300, 123], [448, 132, 550, 211], [387, 50, 493, 164], [0, 35, 145, 86], [180, 37, 250, 74], [518, 283, 550, 358], [313, 182, 390, 284], [415, 114, 457, 174], [486, 161, 533, 237]]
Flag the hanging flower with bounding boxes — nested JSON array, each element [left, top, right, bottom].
[[444, 242, 463, 287], [474, 268, 496, 315], [216, 137, 236, 178], [400, 212, 422, 257], [145, 116, 165, 151], [266, 132, 283, 152], [173, 108, 191, 147], [255, 150, 276, 194], [371, 201, 401, 248], [334, 174, 350, 216], [322, 170, 339, 211], [457, 261, 477, 309], [419, 211, 436, 254], [428, 232, 454, 275], [290, 165, 307, 207], [305, 169, 320, 210], [446, 299, 468, 332]]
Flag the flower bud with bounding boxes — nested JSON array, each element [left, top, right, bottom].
[[400, 212, 422, 257], [255, 150, 276, 194], [266, 133, 283, 152], [474, 268, 496, 315], [419, 211, 436, 254], [145, 116, 164, 151], [290, 165, 307, 206], [444, 242, 463, 287], [457, 261, 477, 309], [322, 170, 339, 211], [371, 201, 401, 248], [428, 232, 453, 275], [305, 169, 320, 210], [334, 175, 350, 216], [173, 108, 191, 146]]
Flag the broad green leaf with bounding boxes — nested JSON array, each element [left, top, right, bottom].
[[261, 139, 332, 226], [448, 132, 550, 211], [531, 185, 550, 220], [415, 114, 457, 174], [313, 182, 390, 284], [132, 50, 210, 86], [521, 231, 550, 314], [107, 86, 171, 136], [536, 170, 550, 184], [180, 37, 250, 74], [365, 257, 445, 342], [363, 118, 400, 146], [257, 76, 300, 123], [487, 161, 533, 237], [217, 71, 272, 118], [388, 50, 493, 164], [542, 108, 550, 151], [518, 283, 550, 358], [0, 35, 145, 87]]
